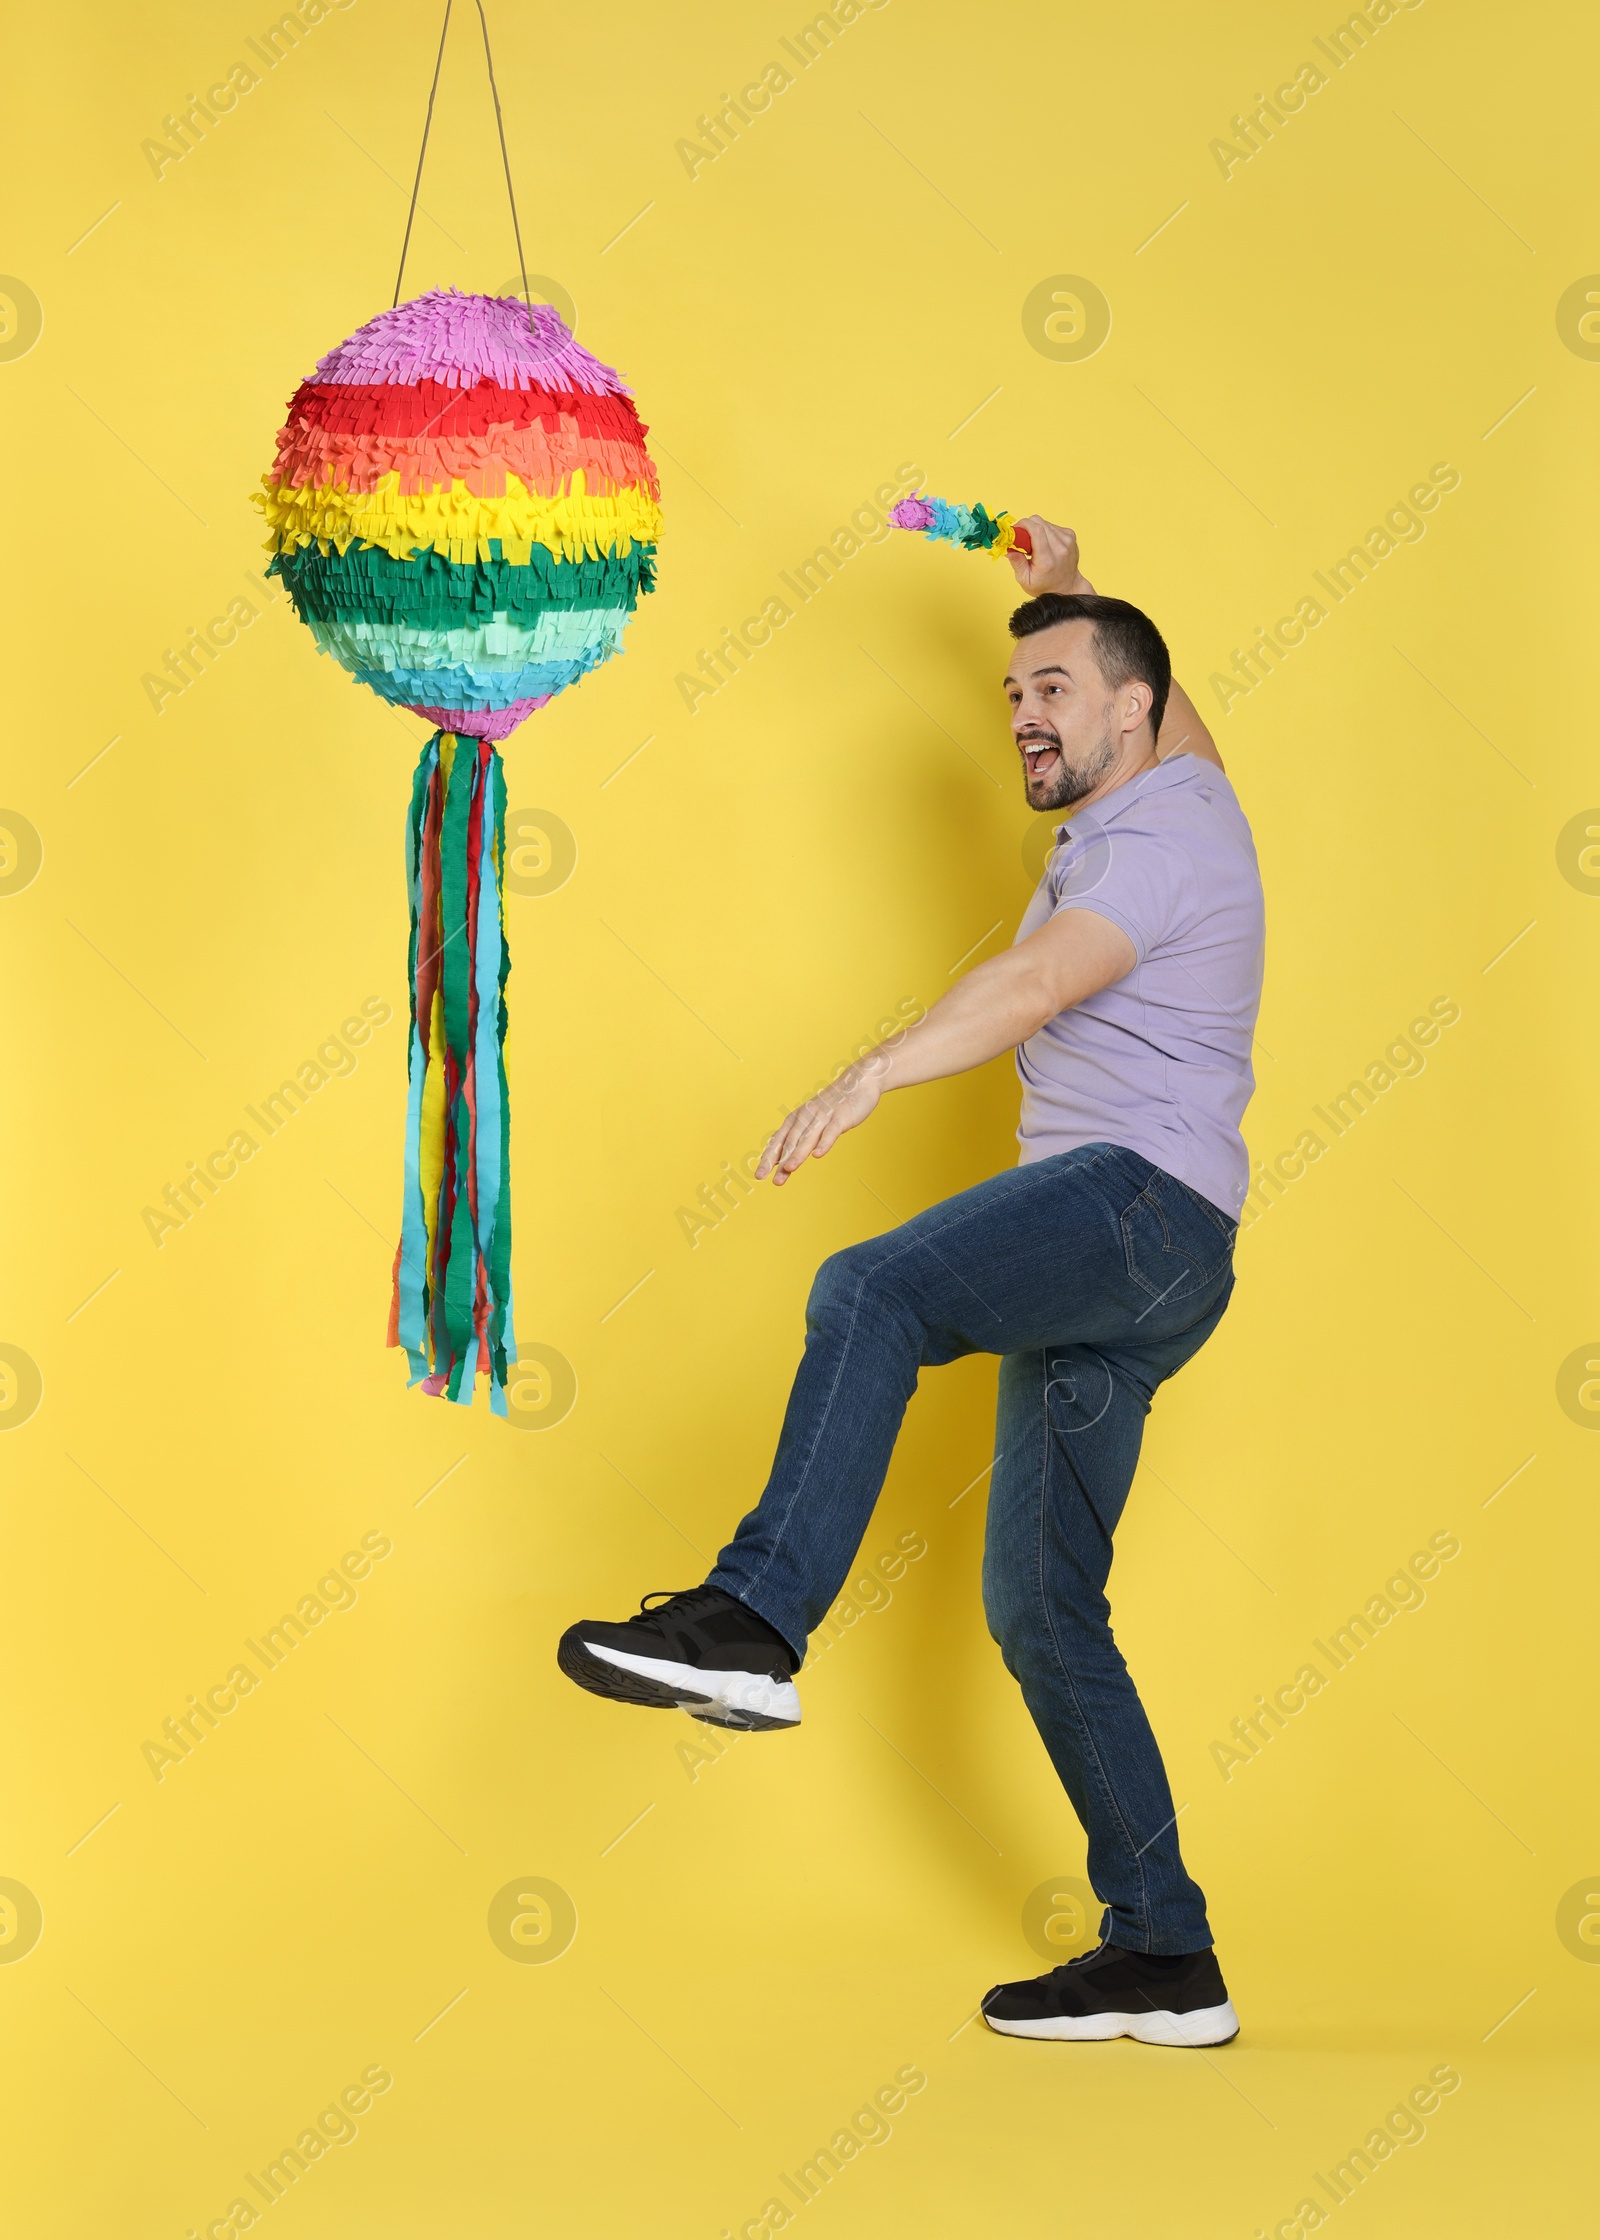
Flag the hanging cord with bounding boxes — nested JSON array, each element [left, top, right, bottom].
[[392, 0, 533, 328], [474, 0, 532, 327], [392, 0, 453, 309]]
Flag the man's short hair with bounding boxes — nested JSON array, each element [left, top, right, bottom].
[[1009, 592, 1172, 739]]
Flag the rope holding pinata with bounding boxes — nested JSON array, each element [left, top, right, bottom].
[[890, 492, 1033, 561], [254, 3, 660, 1412]]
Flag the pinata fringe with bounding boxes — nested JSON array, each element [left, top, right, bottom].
[[257, 466, 663, 566], [268, 540, 656, 627], [281, 374, 650, 446], [310, 290, 634, 399], [390, 731, 516, 1410], [267, 421, 660, 505]]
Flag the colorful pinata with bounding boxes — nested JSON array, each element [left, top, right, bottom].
[[255, 289, 661, 1410], [890, 492, 1032, 560]]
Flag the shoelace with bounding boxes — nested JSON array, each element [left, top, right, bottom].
[[633, 1586, 794, 1676], [1059, 1941, 1111, 1974], [1059, 1941, 1192, 1980], [637, 1587, 717, 1617]]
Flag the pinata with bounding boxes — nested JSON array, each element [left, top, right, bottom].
[[255, 289, 661, 1410], [890, 492, 1034, 560]]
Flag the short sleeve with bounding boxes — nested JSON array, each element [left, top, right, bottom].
[[1048, 810, 1192, 965]]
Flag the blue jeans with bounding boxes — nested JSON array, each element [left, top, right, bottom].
[[708, 1142, 1237, 1953]]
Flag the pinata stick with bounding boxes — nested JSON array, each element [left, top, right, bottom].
[[890, 493, 1033, 559]]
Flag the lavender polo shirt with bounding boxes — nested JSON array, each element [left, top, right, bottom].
[[1013, 755, 1264, 1220]]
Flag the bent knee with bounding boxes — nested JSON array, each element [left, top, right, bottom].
[[808, 1246, 862, 1321], [808, 1239, 895, 1323]]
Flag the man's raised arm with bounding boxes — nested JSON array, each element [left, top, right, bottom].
[[1009, 517, 1224, 771]]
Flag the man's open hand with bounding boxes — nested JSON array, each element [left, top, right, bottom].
[[1007, 516, 1095, 598], [757, 1062, 886, 1185]]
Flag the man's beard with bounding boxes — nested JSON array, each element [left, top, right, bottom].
[[1019, 716, 1118, 811]]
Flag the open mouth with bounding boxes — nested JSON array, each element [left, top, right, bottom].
[[1019, 737, 1062, 780]]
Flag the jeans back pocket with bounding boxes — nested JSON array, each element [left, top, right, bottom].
[[1119, 1172, 1235, 1310]]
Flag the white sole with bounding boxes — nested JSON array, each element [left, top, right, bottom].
[[583, 1642, 802, 1728], [983, 1998, 1239, 2047]]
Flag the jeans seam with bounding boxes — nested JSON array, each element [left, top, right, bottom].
[[1171, 1170, 1238, 1242], [736, 1262, 873, 1611], [1032, 1350, 1153, 1947], [737, 1229, 932, 1606], [738, 1152, 1114, 1612], [893, 1149, 1112, 1274]]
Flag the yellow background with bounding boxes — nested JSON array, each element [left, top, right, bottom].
[[3, 0, 1597, 2231]]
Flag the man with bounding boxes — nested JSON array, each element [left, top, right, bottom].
[[559, 518, 1264, 2049]]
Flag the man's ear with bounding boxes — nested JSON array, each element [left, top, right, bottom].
[[1122, 680, 1155, 737]]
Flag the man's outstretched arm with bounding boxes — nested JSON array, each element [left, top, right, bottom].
[[757, 906, 1135, 1184], [1009, 516, 1223, 772]]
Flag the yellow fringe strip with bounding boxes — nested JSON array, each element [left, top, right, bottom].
[[257, 467, 664, 565]]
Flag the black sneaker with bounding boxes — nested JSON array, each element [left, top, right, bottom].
[[557, 1586, 802, 1730], [982, 1940, 1239, 2046]]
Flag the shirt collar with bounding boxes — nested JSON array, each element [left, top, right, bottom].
[[1056, 755, 1187, 841]]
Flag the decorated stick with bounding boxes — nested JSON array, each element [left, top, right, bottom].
[[889, 493, 1033, 560]]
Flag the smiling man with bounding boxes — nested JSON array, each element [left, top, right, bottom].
[[559, 518, 1265, 2048]]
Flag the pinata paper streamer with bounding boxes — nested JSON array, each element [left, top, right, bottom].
[[890, 493, 1033, 560], [255, 289, 660, 1409]]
